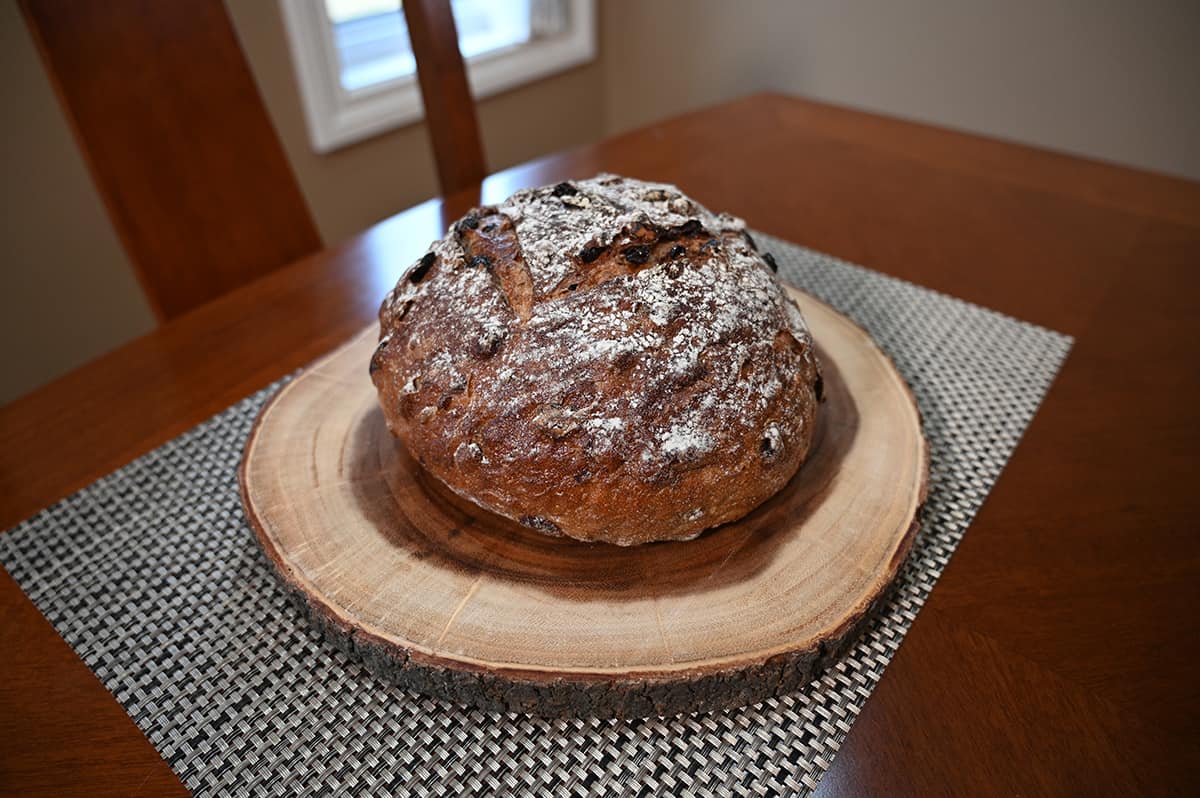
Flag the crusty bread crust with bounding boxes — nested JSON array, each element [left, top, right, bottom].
[[370, 175, 820, 545]]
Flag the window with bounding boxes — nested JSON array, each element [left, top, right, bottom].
[[281, 0, 595, 153]]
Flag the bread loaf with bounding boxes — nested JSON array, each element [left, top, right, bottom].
[[370, 175, 821, 545]]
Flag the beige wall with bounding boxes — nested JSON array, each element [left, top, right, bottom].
[[602, 0, 1200, 181], [4, 0, 1198, 404]]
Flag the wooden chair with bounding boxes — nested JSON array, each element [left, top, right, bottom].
[[21, 0, 323, 321], [403, 0, 488, 196], [23, 0, 485, 321]]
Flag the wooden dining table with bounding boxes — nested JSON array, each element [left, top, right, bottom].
[[1, 94, 1197, 796]]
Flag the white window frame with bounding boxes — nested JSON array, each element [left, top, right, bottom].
[[280, 0, 596, 153]]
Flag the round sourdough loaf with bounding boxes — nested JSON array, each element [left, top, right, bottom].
[[370, 175, 821, 545]]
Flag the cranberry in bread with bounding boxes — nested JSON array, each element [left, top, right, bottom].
[[370, 175, 821, 545]]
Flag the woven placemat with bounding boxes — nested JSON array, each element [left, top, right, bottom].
[[1, 235, 1071, 796]]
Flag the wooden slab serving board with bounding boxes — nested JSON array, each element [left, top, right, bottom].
[[239, 289, 928, 718]]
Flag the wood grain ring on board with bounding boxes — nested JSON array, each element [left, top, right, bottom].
[[239, 289, 928, 718]]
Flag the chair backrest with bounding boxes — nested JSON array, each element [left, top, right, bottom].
[[22, 0, 322, 321], [403, 0, 488, 196]]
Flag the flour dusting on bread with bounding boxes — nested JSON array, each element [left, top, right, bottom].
[[373, 175, 820, 545]]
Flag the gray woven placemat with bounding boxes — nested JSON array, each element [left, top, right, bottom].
[[0, 235, 1071, 796]]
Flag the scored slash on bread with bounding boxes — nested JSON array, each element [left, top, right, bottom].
[[371, 175, 821, 545]]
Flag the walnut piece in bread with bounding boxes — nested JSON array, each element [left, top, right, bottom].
[[370, 175, 821, 545]]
